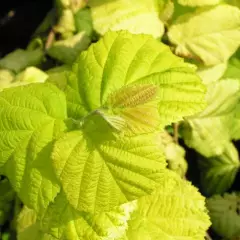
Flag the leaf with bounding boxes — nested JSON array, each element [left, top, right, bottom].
[[197, 63, 227, 85], [54, 9, 75, 39], [46, 66, 71, 91], [177, 0, 221, 7], [0, 69, 15, 90], [105, 84, 161, 134], [0, 83, 67, 213], [168, 5, 240, 66], [39, 191, 136, 240], [182, 79, 240, 157], [159, 0, 174, 23], [52, 125, 165, 213], [199, 142, 240, 196], [88, 0, 164, 38], [47, 32, 90, 64], [181, 117, 231, 157], [194, 79, 240, 118], [63, 31, 206, 129], [0, 49, 44, 73], [207, 193, 240, 238], [225, 0, 240, 8], [223, 49, 240, 79], [15, 67, 48, 84], [126, 170, 211, 239], [17, 207, 57, 240], [0, 179, 15, 225], [75, 8, 93, 36]]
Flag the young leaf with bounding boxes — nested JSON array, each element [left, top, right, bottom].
[[126, 170, 211, 239], [0, 83, 67, 213], [63, 31, 206, 129], [105, 84, 161, 134], [0, 49, 44, 73], [177, 0, 221, 7], [88, 0, 164, 38], [199, 142, 240, 196], [207, 193, 240, 238], [51, 126, 165, 213], [168, 5, 240, 66]]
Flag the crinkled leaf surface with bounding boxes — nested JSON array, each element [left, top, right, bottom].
[[168, 5, 240, 66], [39, 171, 210, 240], [39, 191, 136, 240], [126, 170, 210, 239], [63, 31, 206, 129], [199, 142, 240, 196], [0, 49, 44, 73], [52, 124, 165, 213], [178, 0, 221, 6], [0, 83, 67, 212], [88, 0, 164, 38], [207, 193, 240, 238]]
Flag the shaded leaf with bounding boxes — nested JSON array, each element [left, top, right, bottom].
[[207, 193, 240, 238], [199, 143, 240, 196]]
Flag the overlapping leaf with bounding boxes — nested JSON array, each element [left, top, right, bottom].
[[88, 0, 164, 38], [0, 84, 67, 213], [199, 142, 240, 196], [126, 170, 210, 239], [0, 49, 44, 73], [52, 123, 165, 213], [17, 207, 57, 240], [207, 193, 240, 238], [168, 4, 240, 66], [38, 191, 136, 240], [63, 31, 206, 129], [0, 179, 15, 225], [47, 32, 90, 64], [38, 171, 210, 240], [177, 0, 221, 7], [182, 79, 240, 157]]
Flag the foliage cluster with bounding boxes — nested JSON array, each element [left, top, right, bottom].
[[0, 0, 240, 239]]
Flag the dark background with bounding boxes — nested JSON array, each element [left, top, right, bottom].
[[0, 0, 52, 57]]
